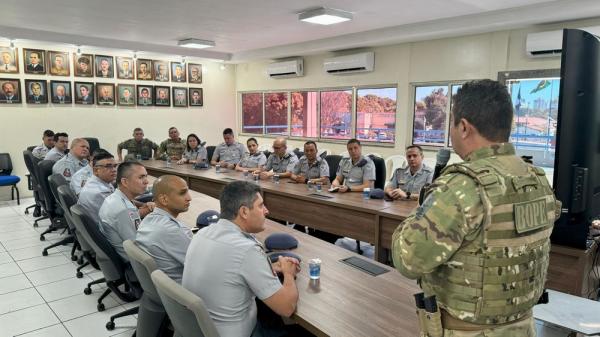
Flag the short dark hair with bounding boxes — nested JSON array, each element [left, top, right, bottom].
[[347, 138, 361, 146], [406, 145, 423, 154], [304, 141, 317, 150], [168, 126, 177, 132], [452, 79, 513, 142], [220, 181, 262, 220], [247, 137, 258, 145], [92, 150, 114, 166], [54, 132, 68, 141], [117, 161, 144, 186], [43, 130, 54, 138], [223, 128, 234, 136], [92, 148, 110, 159], [133, 127, 143, 133], [186, 133, 201, 151]]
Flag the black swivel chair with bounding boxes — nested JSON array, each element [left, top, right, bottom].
[[43, 174, 75, 257], [206, 146, 216, 163], [36, 160, 66, 240], [263, 150, 272, 159], [293, 148, 304, 158], [71, 204, 141, 329], [369, 154, 386, 190], [23, 150, 43, 217], [26, 145, 36, 152], [324, 155, 342, 184], [83, 137, 100, 155]]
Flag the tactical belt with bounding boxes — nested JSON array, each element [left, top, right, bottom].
[[441, 309, 532, 331]]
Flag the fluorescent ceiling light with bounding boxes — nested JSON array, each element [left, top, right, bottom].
[[178, 38, 216, 49], [299, 7, 353, 25]]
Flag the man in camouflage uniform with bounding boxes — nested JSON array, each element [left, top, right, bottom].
[[392, 80, 561, 336], [117, 127, 159, 161], [158, 126, 186, 161]]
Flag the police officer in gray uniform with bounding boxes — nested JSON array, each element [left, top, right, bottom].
[[99, 161, 153, 261], [235, 137, 267, 171], [136, 175, 193, 283], [211, 128, 247, 169], [44, 132, 69, 161], [331, 139, 376, 193], [32, 130, 55, 160], [77, 151, 117, 226], [258, 136, 298, 180], [52, 138, 90, 181], [70, 148, 110, 196], [384, 145, 433, 200], [291, 141, 330, 185]]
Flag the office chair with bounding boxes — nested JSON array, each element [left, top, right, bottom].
[[36, 160, 66, 240], [83, 137, 100, 155], [43, 174, 75, 257], [22, 150, 43, 217], [0, 153, 21, 205], [369, 154, 386, 190], [206, 146, 216, 163], [293, 148, 303, 159], [324, 155, 342, 184]]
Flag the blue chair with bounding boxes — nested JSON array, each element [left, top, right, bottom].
[[0, 153, 20, 205]]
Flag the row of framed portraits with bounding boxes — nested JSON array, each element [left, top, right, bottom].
[[0, 47, 203, 83], [0, 78, 203, 107]]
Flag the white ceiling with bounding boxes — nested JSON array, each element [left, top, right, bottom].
[[1, 0, 599, 62]]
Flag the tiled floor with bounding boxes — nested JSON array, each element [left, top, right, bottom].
[[0, 198, 575, 336]]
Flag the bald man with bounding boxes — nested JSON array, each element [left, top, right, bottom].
[[257, 137, 298, 180], [136, 175, 193, 283], [52, 138, 90, 181]]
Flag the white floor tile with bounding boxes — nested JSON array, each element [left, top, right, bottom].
[[0, 228, 42, 241], [0, 304, 60, 337], [0, 287, 45, 315], [109, 330, 135, 337], [49, 292, 121, 322], [26, 263, 78, 286], [0, 207, 19, 217], [2, 236, 47, 251], [0, 220, 32, 232], [0, 274, 33, 295], [64, 305, 136, 337], [37, 276, 104, 303], [17, 254, 72, 273], [0, 251, 12, 265], [16, 324, 71, 337], [9, 245, 63, 261], [0, 261, 22, 279]]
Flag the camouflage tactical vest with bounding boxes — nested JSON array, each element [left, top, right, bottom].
[[420, 154, 559, 325]]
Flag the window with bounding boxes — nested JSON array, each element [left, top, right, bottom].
[[291, 91, 318, 137], [356, 87, 397, 143], [241, 93, 263, 134], [412, 85, 448, 146], [320, 89, 352, 140], [264, 92, 288, 135]]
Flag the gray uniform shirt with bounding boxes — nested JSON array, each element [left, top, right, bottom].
[[336, 155, 376, 187], [237, 152, 267, 169], [70, 165, 93, 196], [136, 207, 193, 284], [32, 144, 51, 160], [212, 142, 247, 165], [386, 164, 433, 194], [264, 151, 298, 173], [98, 189, 140, 262], [182, 219, 282, 337], [77, 175, 115, 226], [293, 156, 330, 179], [52, 153, 88, 182], [183, 146, 208, 162], [44, 147, 65, 161]]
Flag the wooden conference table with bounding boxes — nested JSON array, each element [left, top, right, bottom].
[[152, 176, 421, 337], [143, 160, 416, 263]]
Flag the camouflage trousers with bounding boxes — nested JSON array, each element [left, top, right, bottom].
[[442, 317, 535, 337]]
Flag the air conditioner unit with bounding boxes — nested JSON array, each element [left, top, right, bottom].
[[526, 26, 600, 58], [323, 52, 374, 74], [267, 59, 303, 78]]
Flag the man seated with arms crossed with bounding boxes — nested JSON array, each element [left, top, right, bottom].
[[32, 129, 55, 160], [211, 128, 247, 169], [183, 181, 300, 337], [117, 127, 159, 161], [52, 138, 89, 181], [99, 161, 153, 261], [158, 127, 186, 161], [255, 137, 298, 180], [331, 139, 375, 193], [77, 151, 117, 226], [235, 137, 267, 171], [385, 145, 433, 200], [70, 149, 109, 196], [290, 141, 329, 185], [44, 132, 69, 161], [136, 175, 193, 283]]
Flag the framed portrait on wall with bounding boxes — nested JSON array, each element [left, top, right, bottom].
[[188, 63, 202, 84], [73, 54, 93, 77], [116, 57, 134, 79], [118, 84, 136, 106], [0, 78, 21, 103], [24, 49, 45, 74], [50, 80, 72, 104], [153, 61, 169, 82], [136, 59, 153, 80], [137, 85, 154, 106], [0, 47, 19, 74], [189, 88, 203, 106], [171, 62, 186, 83], [154, 86, 170, 106], [95, 55, 114, 78], [47, 51, 70, 76], [172, 87, 187, 107], [96, 83, 115, 106], [25, 79, 48, 104], [74, 82, 95, 105]]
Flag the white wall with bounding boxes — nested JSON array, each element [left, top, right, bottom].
[[0, 41, 236, 199]]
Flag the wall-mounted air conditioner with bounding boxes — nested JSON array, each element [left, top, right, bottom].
[[266, 59, 304, 78], [526, 26, 600, 58], [323, 52, 374, 74]]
